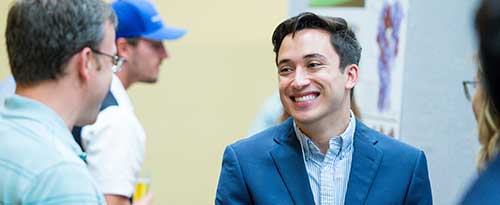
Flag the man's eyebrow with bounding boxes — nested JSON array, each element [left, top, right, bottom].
[[277, 59, 291, 66], [277, 53, 328, 66], [304, 53, 327, 60]]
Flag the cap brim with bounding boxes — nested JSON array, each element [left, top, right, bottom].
[[142, 25, 187, 41]]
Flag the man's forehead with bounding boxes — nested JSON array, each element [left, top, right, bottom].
[[277, 38, 333, 60], [278, 53, 327, 64], [286, 29, 331, 41]]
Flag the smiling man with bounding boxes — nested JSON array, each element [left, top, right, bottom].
[[216, 12, 432, 205]]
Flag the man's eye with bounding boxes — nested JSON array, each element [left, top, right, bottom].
[[150, 43, 163, 50], [309, 62, 321, 68], [279, 67, 292, 73]]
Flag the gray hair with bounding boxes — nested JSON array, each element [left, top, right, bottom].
[[6, 0, 117, 86]]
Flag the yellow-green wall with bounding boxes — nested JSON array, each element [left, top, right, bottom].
[[0, 2, 9, 78], [0, 0, 287, 204]]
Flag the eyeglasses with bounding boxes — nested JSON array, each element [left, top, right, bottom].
[[462, 80, 478, 101], [90, 48, 126, 73]]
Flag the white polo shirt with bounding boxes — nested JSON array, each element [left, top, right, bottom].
[[81, 74, 146, 197], [0, 76, 15, 109]]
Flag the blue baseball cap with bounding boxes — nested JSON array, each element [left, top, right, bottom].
[[111, 0, 186, 41]]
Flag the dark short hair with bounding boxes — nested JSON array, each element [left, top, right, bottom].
[[125, 38, 141, 46], [272, 12, 361, 71], [476, 0, 500, 113], [6, 0, 117, 86]]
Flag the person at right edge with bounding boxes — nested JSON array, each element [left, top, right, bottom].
[[215, 12, 432, 205], [461, 0, 500, 204]]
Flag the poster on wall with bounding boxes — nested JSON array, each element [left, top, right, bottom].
[[308, 0, 409, 139]]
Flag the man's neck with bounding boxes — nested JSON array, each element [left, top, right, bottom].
[[16, 82, 79, 130], [116, 70, 132, 90], [296, 108, 351, 154]]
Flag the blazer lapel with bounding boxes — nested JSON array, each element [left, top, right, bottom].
[[270, 119, 315, 205], [345, 120, 383, 205]]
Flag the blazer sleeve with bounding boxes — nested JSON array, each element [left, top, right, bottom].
[[215, 145, 252, 205], [404, 150, 433, 205]]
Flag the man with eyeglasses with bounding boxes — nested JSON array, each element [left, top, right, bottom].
[[71, 0, 186, 204], [0, 0, 117, 204]]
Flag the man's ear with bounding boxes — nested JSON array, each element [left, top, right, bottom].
[[344, 64, 359, 89], [77, 47, 93, 82], [116, 37, 130, 59]]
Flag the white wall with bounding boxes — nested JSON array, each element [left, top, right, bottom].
[[400, 1, 479, 204]]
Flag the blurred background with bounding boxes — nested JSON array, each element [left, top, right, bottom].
[[0, 0, 482, 204]]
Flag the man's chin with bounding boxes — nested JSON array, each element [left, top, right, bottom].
[[140, 77, 158, 84], [74, 112, 98, 127], [290, 112, 318, 125]]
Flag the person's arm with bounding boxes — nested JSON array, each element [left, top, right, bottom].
[[404, 151, 433, 205], [82, 108, 145, 200], [105, 195, 131, 205], [215, 145, 252, 205], [104, 193, 153, 205]]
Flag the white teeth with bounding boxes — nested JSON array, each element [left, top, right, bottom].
[[295, 94, 317, 102]]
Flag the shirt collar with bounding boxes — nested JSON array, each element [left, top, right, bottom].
[[110, 74, 134, 111], [295, 110, 356, 159], [2, 95, 84, 157]]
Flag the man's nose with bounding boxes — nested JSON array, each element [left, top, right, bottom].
[[291, 67, 311, 89]]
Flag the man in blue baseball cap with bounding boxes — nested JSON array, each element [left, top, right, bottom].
[[71, 0, 186, 204]]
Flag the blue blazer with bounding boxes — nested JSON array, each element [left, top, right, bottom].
[[461, 156, 500, 205], [216, 118, 432, 205]]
